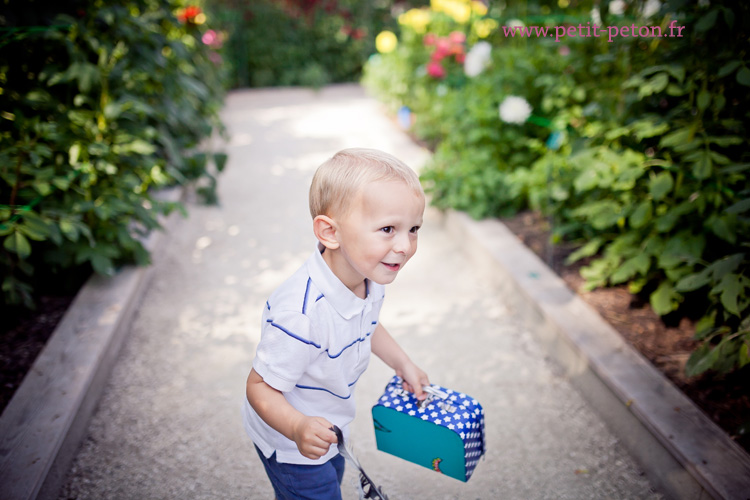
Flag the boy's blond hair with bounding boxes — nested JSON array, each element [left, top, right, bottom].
[[309, 148, 424, 219]]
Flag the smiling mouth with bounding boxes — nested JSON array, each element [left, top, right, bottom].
[[382, 262, 401, 271]]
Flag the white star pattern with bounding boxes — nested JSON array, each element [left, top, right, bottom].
[[373, 375, 485, 481]]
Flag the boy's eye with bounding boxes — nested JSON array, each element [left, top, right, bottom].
[[380, 226, 394, 234], [410, 226, 421, 233]]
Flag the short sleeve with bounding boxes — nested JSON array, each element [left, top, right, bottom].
[[253, 311, 316, 392]]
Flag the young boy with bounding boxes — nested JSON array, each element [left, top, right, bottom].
[[243, 148, 430, 499]]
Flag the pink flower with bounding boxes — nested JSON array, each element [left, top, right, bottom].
[[433, 38, 452, 60], [449, 31, 466, 44], [427, 61, 446, 79], [202, 29, 217, 45], [423, 33, 437, 46], [558, 45, 570, 56]]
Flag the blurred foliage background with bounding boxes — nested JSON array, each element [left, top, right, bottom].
[[204, 0, 411, 89], [1, 0, 227, 314], [2, 0, 748, 386], [362, 0, 750, 379]]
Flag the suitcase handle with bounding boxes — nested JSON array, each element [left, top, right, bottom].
[[419, 385, 456, 413], [422, 385, 449, 400]]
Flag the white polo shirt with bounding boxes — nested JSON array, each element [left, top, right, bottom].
[[243, 245, 385, 465]]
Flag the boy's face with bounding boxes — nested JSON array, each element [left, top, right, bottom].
[[333, 179, 425, 288]]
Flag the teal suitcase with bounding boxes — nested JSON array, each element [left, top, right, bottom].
[[371, 376, 485, 482]]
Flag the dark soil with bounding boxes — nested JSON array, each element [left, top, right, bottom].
[[1, 295, 76, 411], [501, 210, 750, 453]]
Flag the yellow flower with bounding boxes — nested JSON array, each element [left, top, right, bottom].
[[375, 31, 398, 53], [473, 18, 497, 38], [471, 1, 488, 16], [398, 8, 431, 34], [431, 0, 471, 24], [450, 3, 472, 23]]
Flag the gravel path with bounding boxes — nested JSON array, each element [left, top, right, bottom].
[[58, 85, 662, 500]]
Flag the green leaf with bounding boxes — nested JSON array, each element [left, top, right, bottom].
[[740, 343, 750, 369], [715, 273, 742, 316], [649, 171, 674, 200], [685, 342, 719, 377], [214, 153, 228, 172], [629, 200, 652, 229], [692, 151, 712, 180], [4, 231, 32, 259], [574, 169, 599, 193], [657, 232, 705, 269], [722, 6, 735, 29], [697, 90, 711, 111], [726, 199, 750, 214], [705, 254, 744, 281], [717, 61, 741, 78], [708, 135, 743, 147], [650, 281, 681, 315], [660, 128, 692, 148], [706, 214, 736, 243], [675, 270, 711, 292], [69, 143, 82, 166], [694, 313, 717, 339], [90, 254, 115, 276], [566, 238, 604, 264], [737, 66, 750, 87], [118, 140, 156, 155], [695, 9, 718, 32], [60, 219, 80, 242], [650, 73, 669, 94], [18, 221, 48, 241], [610, 253, 651, 285]]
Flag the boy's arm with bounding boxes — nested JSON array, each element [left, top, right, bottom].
[[371, 323, 429, 400], [246, 368, 337, 459]]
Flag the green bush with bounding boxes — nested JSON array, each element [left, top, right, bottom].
[[363, 0, 750, 377], [207, 0, 396, 89], [1, 0, 227, 310]]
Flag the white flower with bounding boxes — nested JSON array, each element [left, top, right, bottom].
[[506, 19, 525, 29], [591, 7, 602, 25], [642, 0, 661, 18], [464, 41, 492, 77], [498, 96, 532, 124], [609, 0, 626, 15]]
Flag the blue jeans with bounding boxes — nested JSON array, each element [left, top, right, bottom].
[[254, 445, 346, 500]]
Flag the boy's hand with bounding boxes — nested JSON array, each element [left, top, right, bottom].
[[398, 361, 430, 401], [291, 415, 338, 460]]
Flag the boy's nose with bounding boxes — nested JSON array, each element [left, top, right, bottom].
[[392, 234, 412, 254]]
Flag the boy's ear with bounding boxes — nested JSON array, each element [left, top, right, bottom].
[[313, 215, 340, 250]]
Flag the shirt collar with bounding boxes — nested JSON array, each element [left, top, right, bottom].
[[307, 243, 371, 320]]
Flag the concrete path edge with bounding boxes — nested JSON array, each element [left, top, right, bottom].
[[0, 187, 183, 500], [442, 209, 750, 500]]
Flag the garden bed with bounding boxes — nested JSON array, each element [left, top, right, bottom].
[[1, 296, 77, 413], [501, 210, 750, 454]]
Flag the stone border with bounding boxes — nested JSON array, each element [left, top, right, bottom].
[[0, 187, 183, 500], [443, 209, 750, 500]]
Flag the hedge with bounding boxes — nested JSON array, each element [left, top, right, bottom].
[[1, 0, 227, 310]]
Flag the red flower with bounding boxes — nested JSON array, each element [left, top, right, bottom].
[[178, 5, 202, 23], [423, 33, 437, 46]]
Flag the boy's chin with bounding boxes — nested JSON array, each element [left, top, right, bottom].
[[369, 274, 397, 286]]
